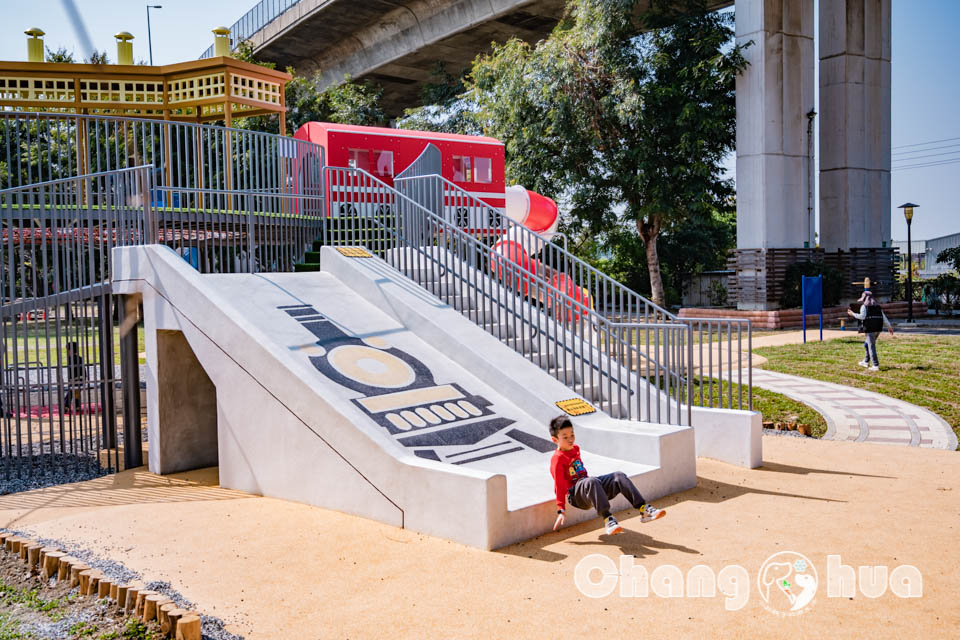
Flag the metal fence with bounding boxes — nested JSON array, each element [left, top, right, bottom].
[[200, 0, 303, 59], [1, 112, 326, 275], [0, 109, 751, 488], [394, 174, 752, 412], [0, 113, 327, 486], [1, 166, 152, 483], [322, 166, 692, 425]]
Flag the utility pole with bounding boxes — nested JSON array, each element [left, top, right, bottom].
[[146, 5, 162, 65]]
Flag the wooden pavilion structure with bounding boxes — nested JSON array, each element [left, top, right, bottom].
[[0, 29, 290, 132]]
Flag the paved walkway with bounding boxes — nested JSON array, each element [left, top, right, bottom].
[[751, 368, 958, 450]]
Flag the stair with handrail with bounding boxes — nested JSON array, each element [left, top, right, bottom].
[[319, 166, 698, 426]]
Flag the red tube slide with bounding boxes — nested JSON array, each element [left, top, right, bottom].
[[490, 187, 592, 321]]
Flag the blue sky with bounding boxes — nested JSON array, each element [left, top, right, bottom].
[[888, 0, 960, 242], [1, 0, 957, 242]]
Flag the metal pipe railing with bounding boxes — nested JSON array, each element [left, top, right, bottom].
[[199, 0, 303, 59], [1, 165, 154, 478], [394, 174, 751, 412], [323, 166, 690, 425]]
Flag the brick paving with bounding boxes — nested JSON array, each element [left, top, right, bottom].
[[751, 368, 958, 450]]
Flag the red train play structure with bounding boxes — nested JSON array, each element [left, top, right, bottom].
[[294, 122, 591, 317]]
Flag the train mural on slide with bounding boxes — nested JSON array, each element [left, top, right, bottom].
[[294, 122, 592, 317]]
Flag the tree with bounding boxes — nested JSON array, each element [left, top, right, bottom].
[[937, 246, 960, 274], [398, 63, 483, 135], [45, 47, 75, 63], [233, 41, 385, 134], [86, 50, 110, 64], [596, 207, 735, 303], [406, 0, 747, 306], [41, 46, 111, 64]]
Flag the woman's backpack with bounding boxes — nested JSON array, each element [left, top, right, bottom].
[[863, 305, 884, 333]]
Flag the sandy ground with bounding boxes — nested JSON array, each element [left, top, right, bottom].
[[1, 436, 957, 640]]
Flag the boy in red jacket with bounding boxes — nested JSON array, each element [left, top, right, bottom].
[[549, 415, 665, 535]]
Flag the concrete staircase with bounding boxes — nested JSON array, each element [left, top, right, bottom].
[[391, 248, 636, 420], [293, 242, 323, 272]]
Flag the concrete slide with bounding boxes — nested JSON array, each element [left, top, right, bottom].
[[112, 245, 696, 549]]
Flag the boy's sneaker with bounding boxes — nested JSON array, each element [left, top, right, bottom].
[[869, 365, 880, 371], [858, 360, 869, 368], [604, 516, 623, 535], [640, 504, 666, 523]]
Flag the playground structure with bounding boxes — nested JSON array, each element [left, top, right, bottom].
[[111, 243, 700, 548], [1, 108, 758, 545], [294, 122, 584, 314]]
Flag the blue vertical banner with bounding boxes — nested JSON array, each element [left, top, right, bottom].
[[801, 275, 823, 343]]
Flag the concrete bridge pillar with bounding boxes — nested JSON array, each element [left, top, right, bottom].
[[734, 0, 816, 309], [818, 0, 893, 297]]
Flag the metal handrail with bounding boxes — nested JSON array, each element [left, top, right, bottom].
[[324, 166, 691, 424], [394, 173, 751, 412], [395, 174, 677, 321], [0, 165, 154, 194], [199, 0, 302, 58]]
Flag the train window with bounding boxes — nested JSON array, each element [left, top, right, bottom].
[[474, 157, 492, 183], [348, 148, 370, 172], [374, 150, 394, 177], [452, 155, 472, 182]]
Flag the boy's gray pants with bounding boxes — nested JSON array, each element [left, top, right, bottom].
[[864, 332, 880, 366], [568, 471, 646, 518]]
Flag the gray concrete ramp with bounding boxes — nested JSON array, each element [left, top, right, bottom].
[[112, 245, 694, 549]]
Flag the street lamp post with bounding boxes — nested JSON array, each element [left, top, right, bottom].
[[146, 5, 162, 65], [899, 203, 918, 323]]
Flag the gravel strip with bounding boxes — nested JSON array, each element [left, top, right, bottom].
[[0, 453, 108, 495], [762, 427, 813, 438], [0, 527, 244, 640]]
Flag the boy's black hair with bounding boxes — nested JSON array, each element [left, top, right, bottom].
[[549, 415, 573, 438]]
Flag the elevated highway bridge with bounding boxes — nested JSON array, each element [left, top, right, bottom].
[[208, 0, 894, 312], [206, 0, 731, 115]]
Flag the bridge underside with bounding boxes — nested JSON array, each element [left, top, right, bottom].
[[247, 0, 893, 311], [251, 0, 732, 116]]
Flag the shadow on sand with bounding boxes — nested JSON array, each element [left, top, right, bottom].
[[500, 469, 849, 563]]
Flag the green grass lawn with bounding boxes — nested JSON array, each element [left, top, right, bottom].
[[692, 328, 780, 343], [627, 327, 779, 346], [755, 334, 960, 447], [4, 323, 146, 367], [686, 377, 828, 437]]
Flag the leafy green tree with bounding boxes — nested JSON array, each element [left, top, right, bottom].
[[402, 0, 746, 306], [86, 50, 110, 64], [45, 47, 75, 63], [398, 63, 482, 135], [937, 246, 960, 274], [598, 207, 735, 303], [779, 261, 843, 309], [41, 46, 110, 64]]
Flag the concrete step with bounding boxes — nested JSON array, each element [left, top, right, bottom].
[[462, 307, 505, 326], [480, 321, 515, 339], [425, 280, 481, 298], [546, 366, 581, 386], [397, 266, 448, 286], [448, 295, 477, 312], [601, 402, 628, 419], [499, 335, 541, 355]]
